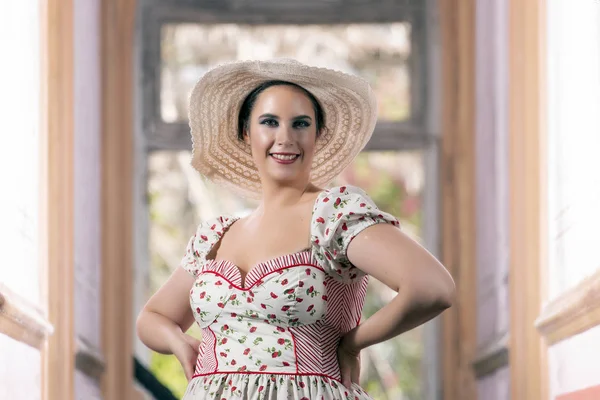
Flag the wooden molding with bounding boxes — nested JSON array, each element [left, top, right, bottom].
[[439, 0, 477, 398], [536, 268, 600, 346], [40, 0, 76, 399], [151, 0, 417, 24], [508, 0, 549, 399], [75, 338, 106, 382], [101, 0, 137, 398], [0, 283, 54, 349], [472, 334, 509, 379], [148, 120, 433, 152]]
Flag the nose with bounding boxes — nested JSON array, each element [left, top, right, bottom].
[[275, 123, 293, 146]]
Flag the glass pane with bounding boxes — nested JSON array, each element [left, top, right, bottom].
[[333, 151, 425, 400], [546, 0, 600, 299], [146, 150, 425, 398], [161, 23, 412, 123]]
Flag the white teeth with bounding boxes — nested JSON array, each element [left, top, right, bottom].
[[271, 154, 298, 161]]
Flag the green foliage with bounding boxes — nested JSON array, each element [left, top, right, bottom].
[[150, 352, 188, 398], [347, 152, 425, 399]]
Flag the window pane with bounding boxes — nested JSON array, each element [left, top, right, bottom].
[[161, 23, 412, 124], [0, 0, 42, 304], [547, 0, 600, 298], [147, 150, 425, 398], [333, 151, 425, 399]]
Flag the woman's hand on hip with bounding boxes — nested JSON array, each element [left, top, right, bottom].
[[170, 332, 201, 381], [337, 337, 361, 389]]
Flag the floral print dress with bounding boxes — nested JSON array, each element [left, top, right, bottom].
[[180, 185, 400, 400]]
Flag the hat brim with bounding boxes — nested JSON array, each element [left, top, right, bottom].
[[188, 59, 378, 199]]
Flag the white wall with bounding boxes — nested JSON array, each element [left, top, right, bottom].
[[0, 0, 42, 306], [0, 1, 43, 398], [547, 0, 600, 299], [546, 0, 600, 398]]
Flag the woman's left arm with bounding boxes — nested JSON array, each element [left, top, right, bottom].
[[341, 223, 455, 354]]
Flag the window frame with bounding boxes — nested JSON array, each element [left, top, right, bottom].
[[507, 0, 549, 398], [140, 0, 431, 153], [535, 0, 600, 350], [137, 1, 443, 399]]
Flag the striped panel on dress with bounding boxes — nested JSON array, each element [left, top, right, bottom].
[[195, 326, 218, 374], [203, 259, 242, 287], [243, 250, 315, 288], [289, 275, 369, 380], [324, 276, 369, 334], [289, 320, 341, 379]]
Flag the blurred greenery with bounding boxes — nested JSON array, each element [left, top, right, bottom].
[[150, 352, 188, 398], [150, 325, 203, 397]]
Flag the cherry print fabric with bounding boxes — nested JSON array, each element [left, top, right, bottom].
[[310, 186, 400, 283], [179, 185, 400, 400]]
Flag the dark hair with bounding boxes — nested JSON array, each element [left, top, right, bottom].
[[237, 80, 326, 141]]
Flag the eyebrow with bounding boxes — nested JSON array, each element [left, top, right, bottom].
[[258, 113, 312, 121]]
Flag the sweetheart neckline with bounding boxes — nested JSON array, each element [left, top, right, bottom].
[[206, 215, 317, 288], [208, 248, 313, 289]]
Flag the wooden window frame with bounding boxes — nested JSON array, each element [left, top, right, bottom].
[[140, 0, 431, 153], [40, 0, 76, 399], [0, 284, 53, 350], [438, 0, 477, 399], [440, 1, 552, 398], [4, 1, 140, 399], [535, 268, 600, 346], [100, 0, 137, 398], [507, 0, 549, 399]]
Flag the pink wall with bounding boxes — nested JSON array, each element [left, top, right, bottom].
[[549, 326, 600, 400], [474, 0, 510, 397], [0, 335, 41, 399], [74, 0, 103, 398]]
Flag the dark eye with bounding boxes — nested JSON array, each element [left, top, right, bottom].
[[293, 120, 310, 129], [260, 118, 278, 127]]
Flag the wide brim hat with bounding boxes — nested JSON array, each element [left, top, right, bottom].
[[188, 59, 378, 199]]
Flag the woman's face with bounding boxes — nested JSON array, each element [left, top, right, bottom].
[[244, 85, 318, 187]]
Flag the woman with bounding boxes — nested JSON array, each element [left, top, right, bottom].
[[137, 59, 455, 400]]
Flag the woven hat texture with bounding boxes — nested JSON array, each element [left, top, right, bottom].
[[189, 59, 378, 199]]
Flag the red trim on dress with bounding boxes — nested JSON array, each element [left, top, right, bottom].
[[201, 263, 324, 291], [190, 370, 344, 384], [208, 325, 218, 372], [288, 327, 300, 374]]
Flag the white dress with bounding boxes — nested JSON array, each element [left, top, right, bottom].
[[180, 186, 400, 400]]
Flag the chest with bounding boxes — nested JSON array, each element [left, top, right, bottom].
[[189, 261, 329, 328], [216, 213, 313, 273]]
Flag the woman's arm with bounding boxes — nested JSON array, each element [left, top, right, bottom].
[[136, 267, 197, 354], [342, 223, 455, 354]]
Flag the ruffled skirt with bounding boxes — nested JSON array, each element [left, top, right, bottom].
[[182, 373, 372, 400]]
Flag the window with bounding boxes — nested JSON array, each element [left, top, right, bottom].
[[0, 0, 42, 305], [141, 1, 430, 151], [160, 23, 412, 124], [139, 3, 439, 399], [546, 0, 600, 298], [0, 2, 46, 398]]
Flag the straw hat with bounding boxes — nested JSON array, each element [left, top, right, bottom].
[[188, 59, 378, 199]]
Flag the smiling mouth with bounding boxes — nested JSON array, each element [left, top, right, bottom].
[[269, 153, 300, 162]]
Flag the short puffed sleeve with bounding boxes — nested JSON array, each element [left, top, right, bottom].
[[310, 185, 400, 283], [180, 215, 237, 278]]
